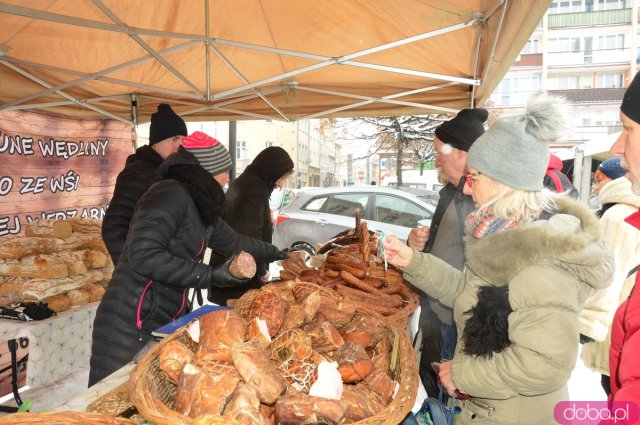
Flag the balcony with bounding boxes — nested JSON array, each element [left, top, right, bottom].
[[513, 53, 543, 67], [548, 87, 625, 103], [548, 8, 632, 28]]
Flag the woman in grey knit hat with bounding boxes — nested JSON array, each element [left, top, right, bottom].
[[383, 93, 614, 424]]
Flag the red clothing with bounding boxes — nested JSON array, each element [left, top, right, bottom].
[[609, 210, 640, 403]]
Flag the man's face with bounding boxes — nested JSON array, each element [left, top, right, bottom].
[[154, 135, 184, 159], [434, 137, 466, 185], [611, 112, 640, 194]]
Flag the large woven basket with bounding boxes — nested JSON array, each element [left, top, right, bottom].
[[129, 310, 419, 425], [0, 411, 137, 425]]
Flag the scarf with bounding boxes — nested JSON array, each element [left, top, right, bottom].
[[165, 163, 226, 227], [464, 207, 528, 239]]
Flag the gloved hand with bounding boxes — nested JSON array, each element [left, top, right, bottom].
[[276, 249, 290, 260], [210, 255, 252, 288]]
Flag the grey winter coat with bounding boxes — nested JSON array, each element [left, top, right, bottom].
[[402, 197, 614, 424]]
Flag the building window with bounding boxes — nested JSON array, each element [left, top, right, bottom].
[[265, 141, 275, 147], [598, 0, 625, 10], [598, 34, 625, 51], [236, 141, 246, 159], [521, 39, 540, 54], [596, 74, 624, 88]]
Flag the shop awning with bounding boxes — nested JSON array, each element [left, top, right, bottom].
[[0, 0, 550, 125]]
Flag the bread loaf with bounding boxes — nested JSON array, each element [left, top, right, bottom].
[[66, 217, 102, 234], [21, 269, 104, 301], [44, 294, 71, 313], [0, 236, 56, 259], [54, 250, 108, 272], [83, 283, 105, 302], [0, 255, 69, 279], [0, 277, 23, 305], [24, 219, 73, 239], [50, 234, 101, 253], [66, 287, 90, 306]]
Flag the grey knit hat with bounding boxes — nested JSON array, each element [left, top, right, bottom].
[[467, 92, 571, 191]]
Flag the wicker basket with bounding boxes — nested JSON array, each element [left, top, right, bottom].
[[0, 411, 137, 425], [129, 310, 418, 425]]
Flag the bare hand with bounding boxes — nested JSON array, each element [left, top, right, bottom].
[[407, 227, 429, 251], [382, 235, 415, 268], [260, 271, 271, 283], [439, 361, 457, 396]]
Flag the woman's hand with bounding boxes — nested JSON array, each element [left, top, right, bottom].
[[382, 235, 415, 268], [439, 360, 458, 396]]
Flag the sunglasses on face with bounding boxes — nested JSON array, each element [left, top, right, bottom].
[[465, 171, 482, 187]]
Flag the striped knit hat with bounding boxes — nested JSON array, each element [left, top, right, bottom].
[[182, 131, 232, 176]]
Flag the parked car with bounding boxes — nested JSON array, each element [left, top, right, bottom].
[[272, 186, 436, 254], [269, 187, 296, 221], [395, 186, 440, 209]]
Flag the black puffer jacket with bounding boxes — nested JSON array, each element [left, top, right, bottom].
[[102, 145, 163, 266], [90, 150, 279, 385], [209, 147, 293, 305]]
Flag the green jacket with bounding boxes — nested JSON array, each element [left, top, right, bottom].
[[402, 197, 614, 425]]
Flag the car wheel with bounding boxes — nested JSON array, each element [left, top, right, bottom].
[[290, 242, 316, 256]]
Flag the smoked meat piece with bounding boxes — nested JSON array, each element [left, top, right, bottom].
[[223, 383, 266, 425], [174, 360, 241, 417], [275, 394, 346, 425], [196, 310, 247, 363], [231, 340, 287, 405], [229, 251, 257, 279]]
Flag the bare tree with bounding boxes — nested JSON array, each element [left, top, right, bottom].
[[352, 115, 448, 186]]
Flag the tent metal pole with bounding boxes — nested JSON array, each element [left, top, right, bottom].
[[481, 0, 509, 85], [0, 60, 131, 124], [210, 45, 290, 121], [470, 21, 484, 108], [1, 40, 200, 109], [91, 0, 203, 99], [214, 21, 477, 100], [205, 0, 211, 101]]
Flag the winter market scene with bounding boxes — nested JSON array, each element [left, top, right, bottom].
[[1, 0, 640, 424]]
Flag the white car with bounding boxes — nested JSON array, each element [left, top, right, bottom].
[[272, 186, 437, 254]]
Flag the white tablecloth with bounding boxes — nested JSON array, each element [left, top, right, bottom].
[[0, 302, 98, 389]]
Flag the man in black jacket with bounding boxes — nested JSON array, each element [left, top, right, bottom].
[[102, 104, 187, 266], [406, 108, 488, 396]]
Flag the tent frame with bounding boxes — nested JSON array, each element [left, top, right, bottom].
[[0, 0, 511, 124]]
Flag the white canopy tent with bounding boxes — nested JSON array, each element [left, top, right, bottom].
[[0, 0, 551, 125]]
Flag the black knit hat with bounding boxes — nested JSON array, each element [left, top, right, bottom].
[[149, 104, 188, 146], [435, 108, 489, 152], [621, 72, 640, 125]]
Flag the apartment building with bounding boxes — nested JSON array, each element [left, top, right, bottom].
[[489, 0, 638, 142], [486, 0, 638, 199]]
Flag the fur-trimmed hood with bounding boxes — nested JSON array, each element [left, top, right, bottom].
[[465, 196, 614, 290], [599, 177, 640, 209]]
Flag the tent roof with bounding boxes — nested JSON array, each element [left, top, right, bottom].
[[0, 0, 550, 125]]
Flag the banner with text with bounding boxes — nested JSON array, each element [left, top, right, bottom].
[[0, 110, 132, 238]]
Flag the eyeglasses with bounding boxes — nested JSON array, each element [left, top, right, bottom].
[[465, 171, 482, 187]]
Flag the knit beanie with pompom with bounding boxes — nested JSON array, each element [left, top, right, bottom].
[[467, 92, 572, 191]]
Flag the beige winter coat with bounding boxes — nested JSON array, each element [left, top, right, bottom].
[[580, 177, 640, 375], [402, 197, 614, 425]]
